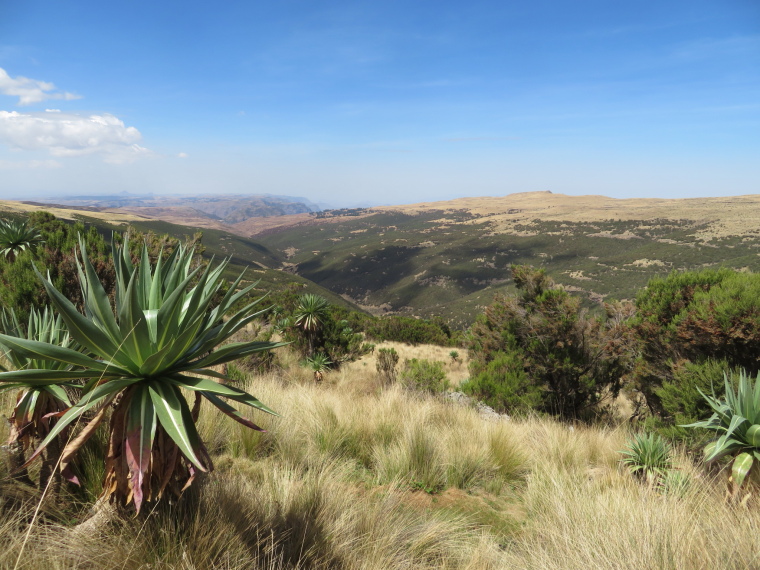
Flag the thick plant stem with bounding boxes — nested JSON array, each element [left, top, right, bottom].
[[72, 497, 118, 536], [38, 435, 62, 498], [3, 424, 35, 487]]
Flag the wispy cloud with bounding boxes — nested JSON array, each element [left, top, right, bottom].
[[672, 35, 760, 61], [0, 67, 81, 106], [0, 109, 150, 163], [0, 158, 62, 170], [442, 136, 520, 142]]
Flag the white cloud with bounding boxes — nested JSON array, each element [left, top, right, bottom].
[[0, 110, 151, 163], [177, 152, 188, 158], [0, 67, 81, 106]]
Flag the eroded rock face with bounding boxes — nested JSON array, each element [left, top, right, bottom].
[[444, 391, 510, 422]]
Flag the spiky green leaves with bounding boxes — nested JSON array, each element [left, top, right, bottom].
[[682, 370, 760, 488], [305, 353, 332, 374], [293, 294, 329, 333], [0, 308, 78, 451], [619, 432, 673, 484], [0, 234, 284, 512], [0, 218, 44, 260]]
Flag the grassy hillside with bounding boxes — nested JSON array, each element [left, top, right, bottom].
[[1, 347, 756, 569], [255, 206, 760, 326], [0, 204, 363, 312]]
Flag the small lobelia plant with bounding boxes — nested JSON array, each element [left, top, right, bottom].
[[619, 432, 673, 485], [305, 353, 332, 383], [682, 370, 760, 491], [0, 235, 284, 514]]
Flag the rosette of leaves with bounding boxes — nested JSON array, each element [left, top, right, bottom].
[[0, 217, 44, 262], [619, 432, 673, 484], [0, 235, 284, 513], [682, 371, 760, 489], [0, 307, 77, 489], [305, 353, 332, 382], [293, 293, 329, 355]]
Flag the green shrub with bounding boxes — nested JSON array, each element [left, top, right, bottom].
[[363, 315, 461, 346], [278, 295, 369, 367], [462, 351, 541, 414], [467, 265, 632, 419], [0, 213, 112, 323], [652, 359, 740, 441], [632, 268, 760, 418], [376, 348, 399, 385], [400, 358, 449, 394]]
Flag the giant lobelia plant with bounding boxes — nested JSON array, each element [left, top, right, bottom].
[[0, 236, 283, 513]]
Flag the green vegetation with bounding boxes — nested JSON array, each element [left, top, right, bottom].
[[464, 265, 632, 419], [0, 212, 112, 324], [631, 269, 760, 436], [255, 211, 760, 326], [376, 347, 399, 385], [361, 313, 462, 346], [0, 217, 44, 262], [619, 433, 673, 484], [305, 352, 332, 382], [274, 292, 370, 367], [3, 209, 760, 567], [683, 371, 760, 491], [399, 358, 449, 394], [293, 293, 330, 355], [0, 234, 282, 513], [0, 307, 75, 490]]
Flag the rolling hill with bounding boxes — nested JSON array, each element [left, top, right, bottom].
[[0, 200, 361, 312], [250, 192, 760, 326]]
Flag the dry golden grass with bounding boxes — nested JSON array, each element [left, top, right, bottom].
[[11, 190, 757, 243], [374, 191, 760, 240], [0, 200, 146, 227], [2, 357, 759, 569], [338, 341, 470, 387]]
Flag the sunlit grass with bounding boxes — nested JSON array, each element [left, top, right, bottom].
[[2, 346, 759, 569]]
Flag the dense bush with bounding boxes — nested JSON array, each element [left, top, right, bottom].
[[466, 265, 633, 419], [376, 347, 399, 385], [399, 359, 449, 394], [0, 212, 112, 323], [631, 269, 760, 422], [651, 359, 740, 440], [276, 293, 370, 367], [362, 314, 462, 347], [463, 351, 541, 414]]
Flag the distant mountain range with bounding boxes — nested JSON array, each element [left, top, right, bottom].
[[40, 193, 321, 223]]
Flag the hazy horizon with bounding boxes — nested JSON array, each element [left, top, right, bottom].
[[1, 1, 758, 206]]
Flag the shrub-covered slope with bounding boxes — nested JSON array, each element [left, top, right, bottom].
[[256, 209, 760, 326]]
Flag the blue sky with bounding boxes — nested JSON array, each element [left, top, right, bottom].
[[0, 0, 758, 206]]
